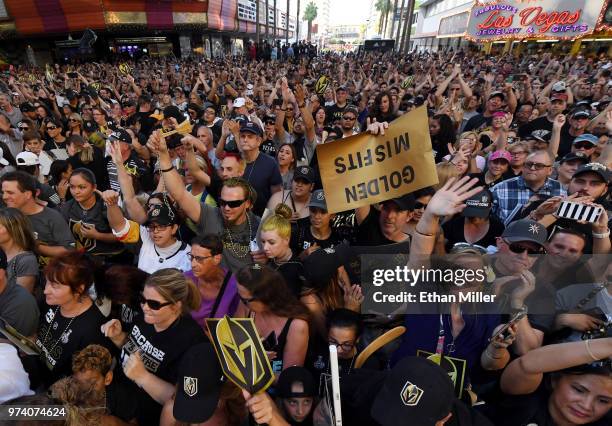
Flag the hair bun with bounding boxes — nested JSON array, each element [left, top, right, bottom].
[[274, 203, 293, 220]]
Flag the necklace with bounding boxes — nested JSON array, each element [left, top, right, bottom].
[[153, 241, 184, 263], [245, 155, 257, 182], [41, 306, 77, 359], [225, 213, 252, 258]]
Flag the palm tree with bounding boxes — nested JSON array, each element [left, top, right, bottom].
[[303, 2, 318, 42], [266, 0, 270, 40], [286, 0, 290, 44], [389, 0, 399, 38], [296, 0, 301, 41], [375, 0, 391, 36]]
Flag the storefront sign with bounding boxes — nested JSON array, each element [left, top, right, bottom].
[[317, 107, 438, 214], [465, 0, 606, 41]]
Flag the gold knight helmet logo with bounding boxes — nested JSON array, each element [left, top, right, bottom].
[[400, 381, 424, 406], [183, 376, 198, 397]]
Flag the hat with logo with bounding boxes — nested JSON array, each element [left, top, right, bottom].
[[173, 342, 224, 424], [109, 128, 132, 144], [19, 102, 35, 112], [370, 357, 455, 426], [277, 367, 316, 399], [529, 129, 551, 143], [163, 105, 186, 123], [501, 219, 548, 246], [239, 121, 263, 137], [462, 189, 492, 218], [572, 162, 611, 183], [16, 151, 40, 167], [560, 152, 589, 165], [571, 109, 591, 120], [233, 97, 246, 108], [293, 165, 315, 184], [83, 120, 97, 133], [308, 189, 327, 211], [488, 91, 505, 101], [0, 147, 9, 166], [552, 81, 566, 92], [302, 246, 344, 290], [145, 203, 178, 226], [336, 85, 348, 93], [489, 150, 512, 163], [384, 193, 416, 211], [551, 92, 568, 102], [573, 134, 598, 146]]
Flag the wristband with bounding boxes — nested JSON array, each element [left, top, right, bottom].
[[160, 166, 174, 173], [592, 229, 610, 239], [585, 339, 599, 362]]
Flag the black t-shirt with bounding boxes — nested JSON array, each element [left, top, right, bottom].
[[325, 103, 348, 125], [35, 303, 110, 386], [518, 115, 553, 139], [355, 208, 409, 246], [106, 376, 139, 422], [557, 124, 579, 159], [269, 255, 307, 297], [464, 114, 493, 132], [68, 147, 110, 191], [61, 195, 125, 257], [244, 153, 283, 216], [260, 138, 278, 157], [442, 215, 505, 252], [469, 172, 504, 189], [120, 315, 206, 425], [290, 217, 344, 255]]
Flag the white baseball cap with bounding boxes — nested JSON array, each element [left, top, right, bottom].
[[0, 148, 8, 166], [16, 151, 40, 166], [233, 97, 246, 108]]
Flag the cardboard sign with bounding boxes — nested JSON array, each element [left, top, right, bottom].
[[0, 316, 40, 355], [465, 0, 606, 41], [118, 63, 133, 76], [416, 350, 467, 399], [206, 316, 274, 394], [316, 106, 438, 214], [315, 75, 330, 95]]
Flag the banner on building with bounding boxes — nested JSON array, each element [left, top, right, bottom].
[[317, 106, 438, 214], [465, 0, 607, 41]]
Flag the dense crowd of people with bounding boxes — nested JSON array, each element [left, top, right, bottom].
[[0, 46, 611, 426]]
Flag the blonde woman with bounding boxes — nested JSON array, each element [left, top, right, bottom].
[[66, 135, 110, 190], [101, 268, 206, 426], [434, 161, 461, 191], [259, 205, 306, 297], [0, 208, 39, 292], [444, 131, 485, 172]]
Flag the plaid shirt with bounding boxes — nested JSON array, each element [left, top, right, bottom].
[[491, 176, 566, 224]]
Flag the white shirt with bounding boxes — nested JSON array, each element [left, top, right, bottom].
[[0, 343, 34, 403], [137, 226, 191, 274]]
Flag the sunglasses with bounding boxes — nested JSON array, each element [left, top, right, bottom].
[[524, 161, 551, 170], [69, 118, 80, 122], [219, 199, 246, 208], [139, 294, 173, 310], [46, 125, 58, 130], [451, 242, 487, 254], [574, 142, 595, 150], [414, 201, 428, 210], [18, 126, 29, 131], [504, 239, 546, 255], [239, 295, 257, 305], [342, 116, 356, 121], [187, 252, 213, 262]]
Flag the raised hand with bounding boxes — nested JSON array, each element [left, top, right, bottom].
[[425, 176, 482, 217], [553, 114, 566, 131]]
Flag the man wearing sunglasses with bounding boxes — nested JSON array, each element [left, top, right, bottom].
[[569, 133, 598, 161], [491, 150, 565, 225]]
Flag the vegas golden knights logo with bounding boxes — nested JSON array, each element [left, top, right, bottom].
[[69, 219, 96, 252], [315, 76, 330, 95], [206, 316, 274, 394], [118, 63, 133, 76], [400, 381, 424, 406], [183, 376, 198, 397]]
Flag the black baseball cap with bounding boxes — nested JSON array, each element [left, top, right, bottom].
[[308, 189, 327, 210], [109, 128, 131, 144], [371, 357, 455, 426], [145, 204, 177, 226], [571, 109, 590, 120], [461, 189, 492, 218], [572, 162, 611, 183], [173, 342, 224, 424], [20, 102, 35, 112], [302, 246, 344, 290], [560, 152, 589, 165], [501, 219, 547, 246], [277, 367, 316, 398], [383, 193, 416, 211], [529, 129, 551, 143], [163, 105, 185, 123], [293, 165, 315, 184], [239, 121, 263, 137]]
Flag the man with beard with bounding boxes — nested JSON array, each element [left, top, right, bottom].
[[150, 131, 262, 272], [464, 90, 512, 132], [529, 163, 610, 255], [339, 106, 359, 138]]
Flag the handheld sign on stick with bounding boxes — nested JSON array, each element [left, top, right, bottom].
[[556, 201, 602, 223], [329, 345, 343, 426]]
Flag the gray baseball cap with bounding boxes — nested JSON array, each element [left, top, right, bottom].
[[308, 189, 327, 211], [501, 219, 547, 246]]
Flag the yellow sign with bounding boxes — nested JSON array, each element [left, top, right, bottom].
[[206, 316, 274, 394], [91, 82, 101, 91], [315, 75, 329, 95], [316, 106, 438, 214], [401, 75, 414, 89], [118, 63, 133, 76]]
